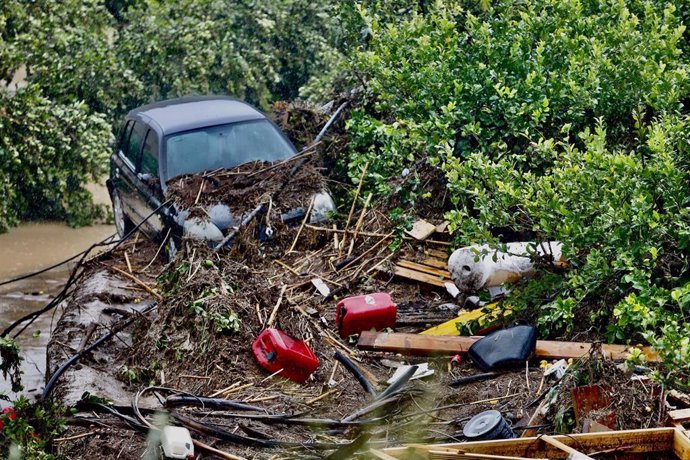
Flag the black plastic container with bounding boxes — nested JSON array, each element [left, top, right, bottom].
[[463, 410, 516, 440]]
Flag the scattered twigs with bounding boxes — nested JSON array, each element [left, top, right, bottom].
[[53, 431, 97, 443], [140, 227, 171, 273], [306, 224, 451, 246], [266, 285, 287, 327], [104, 264, 162, 301], [307, 388, 339, 405], [246, 142, 321, 179], [124, 252, 133, 273], [341, 232, 394, 273], [340, 162, 369, 257], [288, 197, 315, 253], [194, 178, 205, 205], [347, 192, 373, 257]]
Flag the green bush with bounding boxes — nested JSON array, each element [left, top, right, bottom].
[[0, 85, 112, 230], [345, 0, 690, 384], [347, 0, 688, 195]]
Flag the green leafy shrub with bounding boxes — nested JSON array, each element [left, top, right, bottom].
[[347, 0, 688, 197], [345, 1, 690, 385], [0, 85, 112, 230]]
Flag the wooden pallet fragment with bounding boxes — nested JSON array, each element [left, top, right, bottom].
[[381, 427, 690, 459], [381, 252, 451, 288]]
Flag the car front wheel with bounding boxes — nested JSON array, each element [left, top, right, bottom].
[[112, 191, 133, 239]]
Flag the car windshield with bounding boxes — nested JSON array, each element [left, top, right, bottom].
[[164, 119, 296, 180]]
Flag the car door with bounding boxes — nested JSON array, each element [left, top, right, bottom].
[[131, 128, 165, 237], [112, 119, 145, 229]]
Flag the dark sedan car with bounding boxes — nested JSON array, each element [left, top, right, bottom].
[[106, 96, 335, 257]]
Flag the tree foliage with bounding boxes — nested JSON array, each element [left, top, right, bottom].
[[0, 0, 343, 231]]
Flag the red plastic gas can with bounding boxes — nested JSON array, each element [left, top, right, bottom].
[[252, 328, 318, 383], [336, 292, 397, 339]]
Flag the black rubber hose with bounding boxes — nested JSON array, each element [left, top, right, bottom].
[[41, 302, 157, 401], [334, 350, 377, 396], [164, 395, 270, 413]]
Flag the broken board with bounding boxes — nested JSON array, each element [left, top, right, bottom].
[[405, 220, 438, 240], [357, 331, 660, 362], [381, 251, 451, 288], [382, 427, 690, 459]]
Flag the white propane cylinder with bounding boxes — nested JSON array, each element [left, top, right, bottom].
[[160, 425, 194, 459], [448, 241, 564, 293]]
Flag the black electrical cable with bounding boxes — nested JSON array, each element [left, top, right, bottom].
[[0, 233, 116, 287], [1, 200, 171, 339], [41, 302, 157, 401]]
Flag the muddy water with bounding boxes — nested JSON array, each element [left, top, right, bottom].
[[0, 222, 114, 400]]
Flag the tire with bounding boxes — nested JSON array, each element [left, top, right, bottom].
[[111, 191, 133, 239]]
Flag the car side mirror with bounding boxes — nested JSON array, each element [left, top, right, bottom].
[[137, 172, 153, 184]]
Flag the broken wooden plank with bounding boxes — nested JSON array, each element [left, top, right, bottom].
[[420, 256, 449, 269], [397, 260, 452, 279], [383, 265, 447, 287], [357, 332, 660, 362], [425, 248, 449, 259], [670, 409, 690, 424], [405, 220, 437, 240], [382, 427, 683, 459]]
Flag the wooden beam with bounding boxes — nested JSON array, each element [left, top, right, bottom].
[[357, 332, 660, 362], [382, 428, 681, 459]]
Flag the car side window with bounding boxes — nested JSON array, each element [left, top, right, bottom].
[[140, 129, 159, 177], [123, 122, 146, 171], [117, 121, 133, 155]]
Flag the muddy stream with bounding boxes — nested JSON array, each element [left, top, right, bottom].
[[0, 198, 114, 401]]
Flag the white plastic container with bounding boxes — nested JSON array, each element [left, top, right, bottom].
[[160, 426, 194, 459]]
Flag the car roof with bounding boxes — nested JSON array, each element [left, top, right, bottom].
[[128, 96, 266, 135]]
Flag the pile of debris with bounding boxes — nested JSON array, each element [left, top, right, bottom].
[[45, 101, 690, 460]]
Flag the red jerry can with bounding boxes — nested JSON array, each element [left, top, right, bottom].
[[336, 292, 397, 339], [252, 328, 318, 383]]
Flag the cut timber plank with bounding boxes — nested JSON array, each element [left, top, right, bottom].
[[397, 260, 452, 279], [382, 427, 683, 459], [420, 256, 449, 269], [670, 409, 690, 424], [388, 265, 447, 288], [421, 303, 501, 336], [406, 220, 438, 240], [425, 248, 449, 259], [357, 332, 660, 362]]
